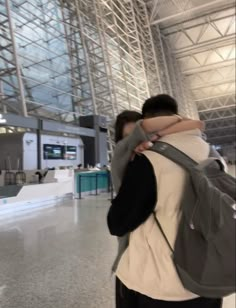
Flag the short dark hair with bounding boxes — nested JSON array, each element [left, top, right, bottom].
[[142, 94, 178, 118], [114, 110, 142, 143]]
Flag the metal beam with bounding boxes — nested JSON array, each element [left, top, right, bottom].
[[0, 113, 95, 137], [206, 125, 235, 132], [175, 36, 235, 58], [42, 119, 95, 137], [190, 79, 235, 91], [199, 104, 235, 113], [202, 115, 235, 122], [206, 117, 235, 129], [207, 126, 235, 134], [194, 91, 235, 102], [0, 113, 38, 129], [208, 134, 235, 140], [162, 7, 235, 33], [151, 0, 227, 25], [149, 0, 160, 24], [183, 59, 235, 75], [5, 0, 28, 117]]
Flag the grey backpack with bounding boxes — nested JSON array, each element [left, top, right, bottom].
[[150, 141, 236, 298]]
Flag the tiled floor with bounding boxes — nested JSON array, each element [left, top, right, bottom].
[[0, 196, 116, 308], [0, 195, 235, 308]]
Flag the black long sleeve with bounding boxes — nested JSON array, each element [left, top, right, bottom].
[[107, 154, 157, 236]]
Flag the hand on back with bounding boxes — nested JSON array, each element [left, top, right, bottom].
[[134, 135, 159, 154]]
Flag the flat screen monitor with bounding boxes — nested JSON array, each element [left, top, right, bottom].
[[43, 144, 62, 160], [63, 146, 77, 160]]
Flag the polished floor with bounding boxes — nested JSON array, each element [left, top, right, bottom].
[[0, 195, 235, 308]]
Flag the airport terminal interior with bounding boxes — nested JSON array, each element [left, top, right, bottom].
[[0, 0, 235, 307]]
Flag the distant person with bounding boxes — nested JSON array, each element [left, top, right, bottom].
[[77, 164, 83, 169], [35, 171, 43, 183], [108, 95, 222, 308], [102, 165, 109, 171]]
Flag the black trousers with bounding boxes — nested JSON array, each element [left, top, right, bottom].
[[116, 278, 223, 308]]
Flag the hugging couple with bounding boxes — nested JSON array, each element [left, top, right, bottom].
[[107, 94, 222, 308]]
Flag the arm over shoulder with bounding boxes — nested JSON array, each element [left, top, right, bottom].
[[111, 121, 150, 192]]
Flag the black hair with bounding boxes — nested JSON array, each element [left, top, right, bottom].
[[142, 94, 178, 118], [115, 110, 142, 143]]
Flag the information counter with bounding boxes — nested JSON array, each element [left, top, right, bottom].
[[0, 170, 74, 218], [0, 169, 113, 218]]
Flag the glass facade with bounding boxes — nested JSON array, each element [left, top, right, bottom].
[[1, 0, 162, 123], [0, 0, 198, 125]]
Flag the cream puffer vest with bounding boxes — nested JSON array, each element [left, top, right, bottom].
[[116, 130, 210, 301]]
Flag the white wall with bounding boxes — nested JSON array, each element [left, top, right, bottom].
[[23, 133, 37, 170], [41, 134, 84, 169], [23, 133, 84, 170]]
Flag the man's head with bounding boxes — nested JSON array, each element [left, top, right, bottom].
[[142, 94, 178, 118]]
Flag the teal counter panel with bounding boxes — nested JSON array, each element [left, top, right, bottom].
[[75, 171, 109, 193]]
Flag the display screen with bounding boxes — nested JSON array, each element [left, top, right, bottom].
[[63, 146, 77, 160], [43, 144, 63, 159]]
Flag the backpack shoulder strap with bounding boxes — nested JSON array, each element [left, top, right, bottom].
[[149, 141, 197, 172], [152, 212, 174, 253], [199, 146, 226, 172], [209, 146, 221, 159]]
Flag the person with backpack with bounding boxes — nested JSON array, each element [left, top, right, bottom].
[[110, 110, 205, 274], [107, 94, 226, 308]]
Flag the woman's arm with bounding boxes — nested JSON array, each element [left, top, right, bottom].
[[133, 119, 204, 154], [141, 115, 182, 133], [111, 123, 149, 192], [158, 119, 205, 137], [111, 116, 180, 191], [111, 117, 204, 192]]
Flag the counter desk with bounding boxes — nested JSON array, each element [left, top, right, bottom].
[[0, 170, 74, 218]]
